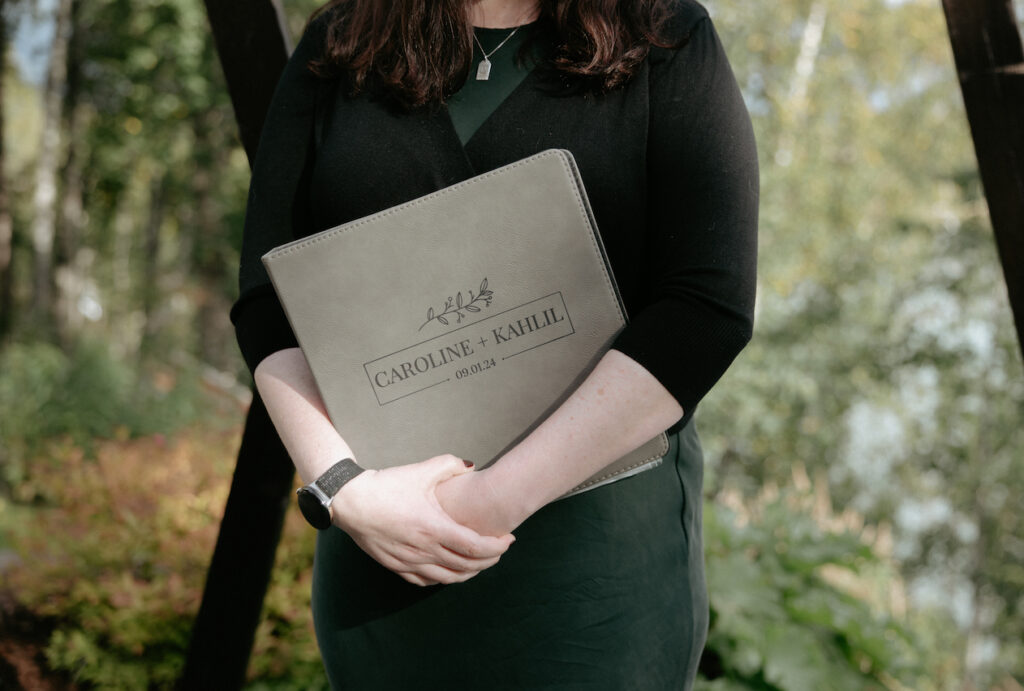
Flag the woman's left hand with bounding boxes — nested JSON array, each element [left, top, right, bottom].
[[434, 468, 524, 538]]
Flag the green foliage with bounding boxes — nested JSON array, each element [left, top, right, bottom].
[[0, 339, 128, 444], [697, 0, 1024, 685], [0, 338, 219, 501], [0, 339, 130, 496], [697, 493, 932, 690], [6, 422, 941, 691], [244, 522, 329, 690], [1, 427, 329, 690]]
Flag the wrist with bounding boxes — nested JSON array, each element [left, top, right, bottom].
[[477, 465, 537, 529], [328, 468, 376, 529], [296, 458, 362, 530]]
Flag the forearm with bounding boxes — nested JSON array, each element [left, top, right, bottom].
[[252, 345, 515, 585], [484, 348, 683, 523], [253, 347, 356, 485]]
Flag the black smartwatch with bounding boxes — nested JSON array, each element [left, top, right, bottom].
[[296, 458, 365, 529]]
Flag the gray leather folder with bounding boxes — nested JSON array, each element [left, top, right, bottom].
[[262, 149, 668, 496]]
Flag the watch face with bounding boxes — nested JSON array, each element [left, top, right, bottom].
[[297, 488, 332, 530]]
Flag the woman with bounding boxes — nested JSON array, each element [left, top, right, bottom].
[[230, 0, 758, 687]]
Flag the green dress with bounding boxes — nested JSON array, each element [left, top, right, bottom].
[[313, 421, 708, 690], [310, 22, 712, 691]]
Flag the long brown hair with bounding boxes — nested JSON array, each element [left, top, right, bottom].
[[308, 0, 683, 109]]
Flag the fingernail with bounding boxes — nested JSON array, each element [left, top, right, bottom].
[[463, 460, 474, 468]]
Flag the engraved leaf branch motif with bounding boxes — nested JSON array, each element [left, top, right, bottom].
[[419, 278, 494, 331]]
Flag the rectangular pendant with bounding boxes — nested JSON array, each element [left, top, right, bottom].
[[476, 59, 491, 81]]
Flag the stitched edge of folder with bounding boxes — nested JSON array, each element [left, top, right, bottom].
[[552, 153, 626, 327], [563, 433, 671, 496], [264, 149, 626, 320], [263, 150, 629, 341], [551, 153, 670, 495], [262, 152, 567, 258], [562, 457, 665, 498]]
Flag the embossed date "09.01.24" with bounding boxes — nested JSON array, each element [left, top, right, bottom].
[[454, 358, 497, 380]]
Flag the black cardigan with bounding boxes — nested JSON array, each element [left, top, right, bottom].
[[230, 0, 759, 431]]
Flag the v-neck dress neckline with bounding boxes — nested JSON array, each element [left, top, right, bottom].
[[443, 22, 543, 152]]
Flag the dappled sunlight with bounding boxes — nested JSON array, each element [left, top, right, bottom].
[[1, 0, 1021, 687]]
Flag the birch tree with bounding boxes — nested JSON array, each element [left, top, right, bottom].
[[29, 0, 73, 333]]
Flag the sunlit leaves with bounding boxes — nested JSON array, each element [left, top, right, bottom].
[[700, 0, 1024, 686]]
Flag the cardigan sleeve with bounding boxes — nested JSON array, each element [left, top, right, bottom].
[[610, 13, 759, 419], [229, 14, 330, 377]]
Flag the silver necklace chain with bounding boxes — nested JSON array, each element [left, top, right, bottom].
[[472, 25, 523, 80]]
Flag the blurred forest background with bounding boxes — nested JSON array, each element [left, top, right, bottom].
[[0, 0, 1022, 688]]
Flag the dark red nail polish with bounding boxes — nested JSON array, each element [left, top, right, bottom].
[[463, 460, 474, 468]]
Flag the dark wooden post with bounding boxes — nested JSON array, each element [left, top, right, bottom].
[[941, 0, 1024, 358], [202, 0, 292, 164], [180, 1, 295, 688]]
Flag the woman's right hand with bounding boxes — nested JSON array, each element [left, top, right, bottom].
[[253, 348, 510, 586], [330, 454, 516, 587]]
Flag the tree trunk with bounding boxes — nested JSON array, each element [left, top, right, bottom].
[[774, 1, 827, 167], [54, 109, 87, 344], [183, 2, 293, 684], [137, 174, 166, 364], [54, 0, 86, 348], [0, 0, 15, 339], [29, 0, 74, 333], [192, 108, 232, 370], [110, 166, 142, 353]]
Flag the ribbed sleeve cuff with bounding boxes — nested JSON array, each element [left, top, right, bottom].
[[611, 298, 753, 423], [229, 284, 300, 377]]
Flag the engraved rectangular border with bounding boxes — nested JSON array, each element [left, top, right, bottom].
[[362, 291, 575, 406]]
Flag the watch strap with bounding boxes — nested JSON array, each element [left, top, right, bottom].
[[314, 458, 364, 498]]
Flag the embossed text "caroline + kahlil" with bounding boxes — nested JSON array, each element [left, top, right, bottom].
[[373, 339, 476, 388], [491, 306, 565, 344]]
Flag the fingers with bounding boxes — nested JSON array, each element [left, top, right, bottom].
[[373, 537, 510, 586], [363, 536, 503, 584], [342, 455, 518, 587], [434, 547, 502, 573], [422, 453, 475, 485], [398, 572, 435, 587], [387, 538, 503, 573], [436, 520, 516, 559], [397, 563, 485, 587], [417, 563, 478, 584]]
